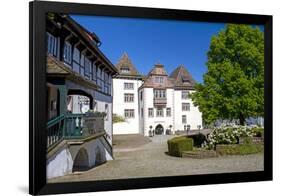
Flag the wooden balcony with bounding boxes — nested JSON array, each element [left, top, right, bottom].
[[47, 113, 105, 149], [154, 97, 167, 106]]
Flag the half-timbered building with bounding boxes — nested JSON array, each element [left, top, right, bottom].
[[46, 13, 118, 179]]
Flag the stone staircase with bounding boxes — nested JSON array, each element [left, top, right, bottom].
[[149, 135, 175, 143]]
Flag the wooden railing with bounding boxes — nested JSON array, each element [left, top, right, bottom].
[[65, 114, 105, 138], [47, 113, 105, 149], [65, 113, 85, 138], [47, 114, 65, 148]]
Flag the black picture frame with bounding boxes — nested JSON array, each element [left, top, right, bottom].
[[29, 1, 273, 195]]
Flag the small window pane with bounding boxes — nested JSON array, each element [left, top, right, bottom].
[[124, 109, 134, 118], [148, 108, 154, 117], [124, 83, 134, 90], [182, 115, 187, 123], [63, 41, 72, 64], [166, 108, 171, 117], [182, 103, 190, 111]]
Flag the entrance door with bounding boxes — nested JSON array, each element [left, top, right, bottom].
[[155, 124, 164, 135]]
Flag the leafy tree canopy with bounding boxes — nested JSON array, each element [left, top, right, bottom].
[[191, 24, 264, 125]]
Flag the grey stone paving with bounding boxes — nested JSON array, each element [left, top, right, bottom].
[[49, 134, 264, 183]]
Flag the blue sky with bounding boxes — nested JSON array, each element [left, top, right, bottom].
[[71, 15, 244, 83]]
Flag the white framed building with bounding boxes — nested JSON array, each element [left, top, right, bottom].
[[113, 55, 202, 136], [139, 64, 202, 136], [113, 53, 144, 134]]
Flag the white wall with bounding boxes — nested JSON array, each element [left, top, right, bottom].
[[47, 138, 112, 179], [113, 78, 143, 134], [95, 91, 113, 144], [46, 145, 73, 179], [142, 88, 174, 136], [173, 90, 202, 131], [141, 88, 202, 136]]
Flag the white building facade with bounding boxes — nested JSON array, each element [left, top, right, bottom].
[[139, 64, 202, 136], [113, 54, 202, 136], [113, 53, 143, 134]]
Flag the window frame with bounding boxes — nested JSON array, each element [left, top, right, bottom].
[[154, 89, 166, 99], [182, 115, 187, 124], [124, 109, 135, 118], [63, 41, 72, 65], [156, 108, 164, 117], [182, 90, 189, 99], [124, 93, 134, 102], [120, 67, 130, 73], [46, 32, 57, 57], [84, 56, 92, 79], [148, 108, 154, 117], [166, 108, 171, 117], [182, 103, 190, 111], [124, 82, 134, 90]]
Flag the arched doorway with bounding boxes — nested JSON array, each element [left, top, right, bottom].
[[155, 124, 164, 135], [72, 148, 89, 172], [95, 146, 103, 166]]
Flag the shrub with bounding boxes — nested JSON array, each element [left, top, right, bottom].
[[202, 125, 264, 150], [167, 136, 193, 157], [251, 127, 264, 137], [189, 133, 206, 147], [112, 113, 125, 123], [216, 144, 263, 156], [86, 110, 106, 117], [239, 136, 253, 144]]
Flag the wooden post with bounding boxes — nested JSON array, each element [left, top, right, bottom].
[[57, 85, 67, 136]]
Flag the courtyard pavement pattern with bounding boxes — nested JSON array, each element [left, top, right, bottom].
[[49, 134, 264, 183]]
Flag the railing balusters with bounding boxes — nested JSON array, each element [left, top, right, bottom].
[[47, 113, 105, 149], [47, 114, 65, 149]]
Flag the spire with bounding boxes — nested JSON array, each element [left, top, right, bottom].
[[148, 63, 167, 76], [170, 65, 196, 89], [115, 52, 140, 76]]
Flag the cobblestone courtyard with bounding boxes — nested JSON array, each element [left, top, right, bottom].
[[49, 134, 264, 183]]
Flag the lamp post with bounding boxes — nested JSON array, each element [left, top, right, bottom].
[[169, 125, 172, 135], [149, 125, 153, 137], [186, 124, 191, 136], [197, 125, 201, 134]]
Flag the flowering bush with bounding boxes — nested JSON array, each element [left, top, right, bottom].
[[202, 125, 264, 150]]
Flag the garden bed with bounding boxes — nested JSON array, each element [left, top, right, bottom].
[[182, 149, 217, 159], [216, 144, 263, 156]]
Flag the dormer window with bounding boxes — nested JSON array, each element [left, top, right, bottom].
[[182, 76, 190, 83], [120, 67, 130, 73], [155, 77, 164, 83]]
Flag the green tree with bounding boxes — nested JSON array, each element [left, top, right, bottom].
[[191, 24, 264, 125]]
